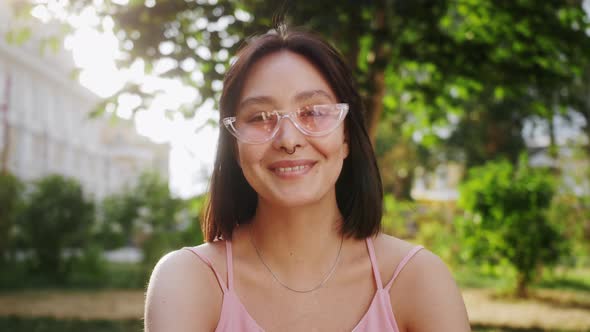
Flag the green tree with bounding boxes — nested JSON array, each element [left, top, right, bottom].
[[17, 175, 95, 280], [456, 157, 564, 297], [13, 0, 590, 195], [565, 67, 590, 157], [95, 171, 203, 274], [179, 194, 206, 245], [134, 172, 182, 233], [130, 172, 190, 271], [0, 172, 24, 263], [547, 144, 590, 266], [22, 1, 589, 134], [97, 191, 141, 249], [375, 113, 431, 199]]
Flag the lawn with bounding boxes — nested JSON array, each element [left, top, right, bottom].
[[0, 287, 589, 331], [0, 316, 142, 332], [0, 264, 588, 331]]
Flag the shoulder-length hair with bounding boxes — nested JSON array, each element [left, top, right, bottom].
[[202, 27, 383, 242]]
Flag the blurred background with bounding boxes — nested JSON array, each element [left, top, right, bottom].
[[1, 0, 589, 331]]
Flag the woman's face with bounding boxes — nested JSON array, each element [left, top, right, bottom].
[[235, 51, 349, 208]]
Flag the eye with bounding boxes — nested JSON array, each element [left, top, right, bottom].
[[298, 105, 326, 118], [247, 111, 274, 123]]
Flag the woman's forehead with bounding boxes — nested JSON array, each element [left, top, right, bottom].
[[238, 89, 336, 110], [238, 51, 337, 105]]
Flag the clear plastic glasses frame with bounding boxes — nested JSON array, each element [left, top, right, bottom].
[[222, 103, 349, 144]]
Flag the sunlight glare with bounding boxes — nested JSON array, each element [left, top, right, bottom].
[[67, 6, 100, 29], [72, 29, 124, 97], [135, 109, 172, 143], [31, 5, 51, 23], [34, 2, 220, 197]]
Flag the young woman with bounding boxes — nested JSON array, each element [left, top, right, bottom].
[[145, 28, 471, 332]]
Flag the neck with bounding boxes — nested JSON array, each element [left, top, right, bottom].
[[249, 195, 344, 273]]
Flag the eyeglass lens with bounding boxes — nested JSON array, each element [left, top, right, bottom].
[[233, 104, 344, 142]]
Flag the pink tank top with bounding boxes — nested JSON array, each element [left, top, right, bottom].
[[184, 238, 423, 331]]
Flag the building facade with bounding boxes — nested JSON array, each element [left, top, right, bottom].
[[0, 3, 169, 200]]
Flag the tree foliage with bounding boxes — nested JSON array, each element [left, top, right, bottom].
[[96, 172, 182, 247], [97, 191, 141, 249], [5, 0, 589, 204], [456, 157, 564, 297], [0, 172, 24, 262], [16, 174, 95, 280], [18, 0, 590, 198], [131, 171, 189, 268], [96, 171, 202, 270]]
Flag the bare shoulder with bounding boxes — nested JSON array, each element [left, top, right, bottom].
[[375, 234, 471, 332], [144, 242, 226, 332], [371, 233, 418, 280]]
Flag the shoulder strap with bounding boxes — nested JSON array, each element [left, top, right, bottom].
[[225, 240, 234, 290], [183, 244, 229, 293], [384, 245, 424, 291], [365, 237, 383, 289]]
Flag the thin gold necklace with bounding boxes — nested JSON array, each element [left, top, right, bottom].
[[249, 227, 343, 293]]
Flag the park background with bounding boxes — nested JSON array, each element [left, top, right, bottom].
[[1, 0, 590, 331]]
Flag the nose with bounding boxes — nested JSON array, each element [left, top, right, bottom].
[[271, 114, 305, 152]]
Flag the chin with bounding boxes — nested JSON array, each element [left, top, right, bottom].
[[266, 196, 316, 208], [263, 188, 333, 209]]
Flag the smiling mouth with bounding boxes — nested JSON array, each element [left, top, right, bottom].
[[268, 160, 317, 177], [275, 165, 310, 173]]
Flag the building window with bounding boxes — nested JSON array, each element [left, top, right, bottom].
[[35, 82, 49, 131], [9, 67, 22, 124], [21, 70, 34, 127]]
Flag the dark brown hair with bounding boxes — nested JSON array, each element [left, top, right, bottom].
[[202, 27, 383, 241]]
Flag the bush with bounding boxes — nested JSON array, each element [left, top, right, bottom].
[[66, 245, 108, 288], [0, 316, 141, 332], [548, 193, 590, 267], [139, 194, 206, 276], [16, 174, 95, 281], [381, 195, 416, 239], [95, 192, 141, 250], [0, 172, 24, 262], [414, 220, 458, 266], [456, 156, 565, 297], [381, 194, 460, 265], [95, 172, 204, 279]]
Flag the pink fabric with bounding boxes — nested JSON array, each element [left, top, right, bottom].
[[184, 238, 423, 332]]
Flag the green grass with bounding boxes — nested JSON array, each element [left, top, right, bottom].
[[0, 316, 142, 332], [453, 264, 515, 290], [0, 261, 148, 292], [536, 267, 590, 293], [472, 325, 589, 332], [452, 264, 590, 293]]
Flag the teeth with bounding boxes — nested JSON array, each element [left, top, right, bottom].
[[276, 165, 307, 173]]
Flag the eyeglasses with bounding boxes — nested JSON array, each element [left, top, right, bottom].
[[222, 103, 348, 144]]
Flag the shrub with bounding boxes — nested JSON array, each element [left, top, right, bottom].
[[16, 174, 95, 281], [381, 194, 460, 265], [0, 172, 24, 262], [456, 156, 565, 297], [547, 193, 590, 267], [67, 244, 108, 288], [95, 192, 141, 250]]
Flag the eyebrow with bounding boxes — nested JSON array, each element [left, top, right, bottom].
[[238, 96, 275, 109], [238, 89, 335, 109], [293, 89, 335, 103]]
